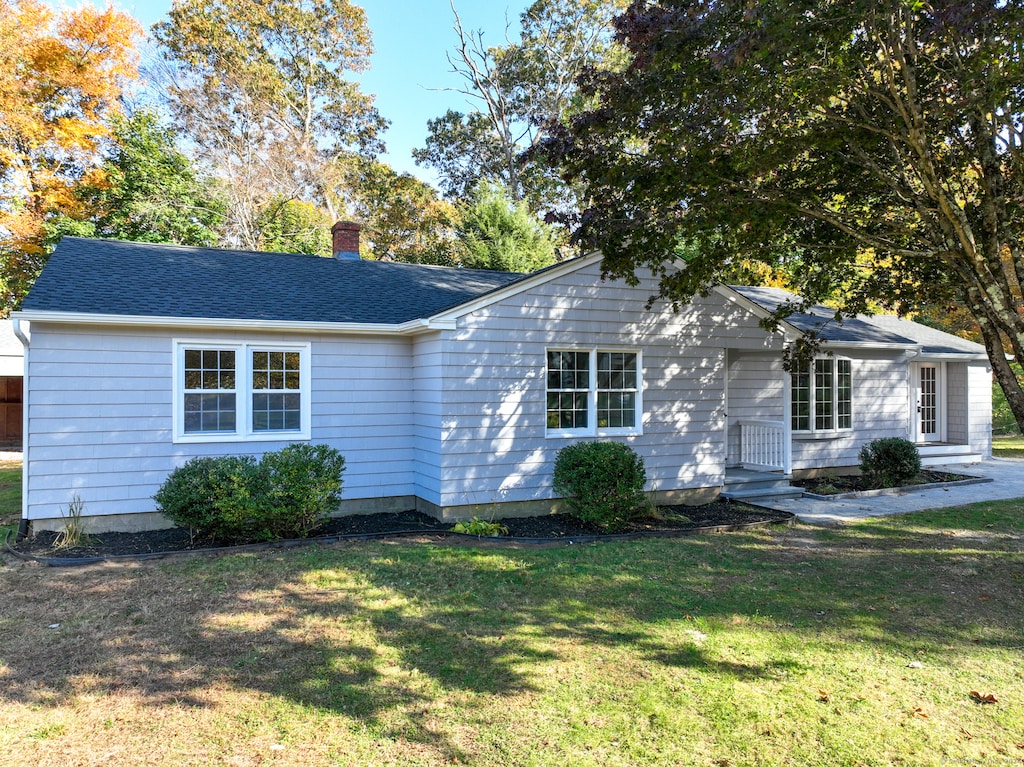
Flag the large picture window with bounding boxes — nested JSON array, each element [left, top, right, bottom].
[[791, 357, 852, 432], [175, 341, 310, 442], [546, 349, 641, 436]]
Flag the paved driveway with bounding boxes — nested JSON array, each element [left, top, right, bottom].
[[756, 457, 1024, 525]]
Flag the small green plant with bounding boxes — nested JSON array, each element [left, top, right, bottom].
[[858, 437, 921, 488], [552, 441, 647, 532], [154, 444, 345, 544], [450, 516, 510, 537], [53, 493, 86, 550]]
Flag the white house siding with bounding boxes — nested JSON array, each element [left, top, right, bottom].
[[790, 350, 910, 472], [946, 362, 969, 445], [966, 362, 993, 456], [724, 351, 785, 466], [433, 264, 781, 511], [412, 333, 443, 505], [24, 323, 417, 527]]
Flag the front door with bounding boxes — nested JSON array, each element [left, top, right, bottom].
[[913, 363, 943, 443]]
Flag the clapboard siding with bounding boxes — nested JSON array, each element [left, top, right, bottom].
[[24, 325, 417, 521], [966, 362, 993, 456], [433, 264, 768, 507], [412, 334, 443, 504], [790, 352, 909, 470], [725, 352, 785, 466]]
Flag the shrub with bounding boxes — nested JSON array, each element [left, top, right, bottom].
[[858, 437, 921, 488], [260, 444, 346, 539], [552, 441, 647, 532], [154, 444, 345, 544]]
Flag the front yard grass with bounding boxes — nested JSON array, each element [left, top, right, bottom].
[[1, 500, 1021, 766]]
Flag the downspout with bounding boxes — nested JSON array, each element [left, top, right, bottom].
[[11, 317, 29, 541]]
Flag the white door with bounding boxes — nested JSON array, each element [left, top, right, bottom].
[[913, 363, 943, 443]]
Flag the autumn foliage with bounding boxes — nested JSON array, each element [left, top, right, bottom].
[[0, 0, 141, 312]]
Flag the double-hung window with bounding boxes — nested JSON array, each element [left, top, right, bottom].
[[546, 349, 642, 436], [791, 357, 852, 433], [175, 341, 310, 442]]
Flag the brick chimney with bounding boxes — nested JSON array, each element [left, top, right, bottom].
[[331, 221, 360, 260]]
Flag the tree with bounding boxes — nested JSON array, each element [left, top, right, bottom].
[[152, 0, 387, 249], [69, 110, 226, 247], [456, 182, 557, 272], [0, 0, 141, 312], [547, 0, 1024, 430], [256, 196, 332, 256], [415, 0, 625, 215], [344, 159, 461, 264]]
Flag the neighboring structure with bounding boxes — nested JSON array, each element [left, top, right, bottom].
[[12, 230, 992, 533], [0, 319, 24, 449]]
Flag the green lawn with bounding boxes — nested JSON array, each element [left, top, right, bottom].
[[1, 501, 1021, 766], [0, 458, 21, 541], [993, 434, 1024, 458]]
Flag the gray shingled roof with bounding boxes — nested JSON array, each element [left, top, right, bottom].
[[730, 285, 986, 355], [22, 237, 528, 324]]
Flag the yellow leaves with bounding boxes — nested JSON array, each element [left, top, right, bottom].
[[0, 1, 142, 309]]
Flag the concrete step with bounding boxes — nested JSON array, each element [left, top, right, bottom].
[[920, 452, 983, 467], [722, 485, 805, 501]]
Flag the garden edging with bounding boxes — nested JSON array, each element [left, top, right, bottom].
[[800, 475, 990, 501], [3, 512, 794, 568]]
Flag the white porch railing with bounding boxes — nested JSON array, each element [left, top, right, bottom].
[[739, 419, 790, 474]]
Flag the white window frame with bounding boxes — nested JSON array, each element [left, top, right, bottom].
[[545, 348, 643, 438], [791, 355, 852, 434], [173, 340, 311, 443]]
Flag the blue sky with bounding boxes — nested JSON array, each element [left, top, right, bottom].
[[63, 0, 531, 183]]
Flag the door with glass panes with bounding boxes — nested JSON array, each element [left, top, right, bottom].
[[912, 363, 943, 443]]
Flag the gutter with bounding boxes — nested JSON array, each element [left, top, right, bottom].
[[11, 317, 29, 541], [11, 310, 455, 336]]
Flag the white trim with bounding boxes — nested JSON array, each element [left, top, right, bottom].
[[12, 310, 452, 336], [713, 286, 804, 342], [12, 318, 29, 529], [429, 251, 606, 322], [545, 347, 644, 439], [911, 361, 946, 443], [790, 355, 854, 435], [172, 339, 311, 443]]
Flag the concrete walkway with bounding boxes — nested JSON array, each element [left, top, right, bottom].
[[756, 457, 1024, 525]]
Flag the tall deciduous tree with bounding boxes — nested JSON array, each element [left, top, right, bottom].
[[152, 0, 387, 249], [344, 159, 461, 265], [548, 0, 1024, 430], [415, 0, 625, 215], [0, 0, 141, 312], [70, 110, 226, 246]]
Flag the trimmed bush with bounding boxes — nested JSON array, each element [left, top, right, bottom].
[[154, 444, 345, 544], [552, 441, 647, 532], [858, 437, 921, 488]]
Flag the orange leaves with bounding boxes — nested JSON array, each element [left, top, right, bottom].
[[0, 0, 141, 308], [969, 691, 999, 704]]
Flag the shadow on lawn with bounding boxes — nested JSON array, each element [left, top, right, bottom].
[[1, 506, 1021, 758]]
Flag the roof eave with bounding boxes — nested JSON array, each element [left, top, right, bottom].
[[713, 285, 803, 342], [426, 251, 606, 323], [11, 310, 452, 335]]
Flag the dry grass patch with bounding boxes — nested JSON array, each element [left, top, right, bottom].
[[0, 502, 1022, 766]]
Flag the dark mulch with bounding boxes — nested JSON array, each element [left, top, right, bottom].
[[792, 469, 973, 495], [8, 501, 791, 561]]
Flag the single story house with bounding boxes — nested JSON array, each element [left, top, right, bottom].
[[12, 227, 991, 533], [0, 319, 24, 449]]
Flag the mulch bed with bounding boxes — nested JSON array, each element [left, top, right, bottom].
[[791, 469, 973, 495], [7, 501, 792, 562]]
